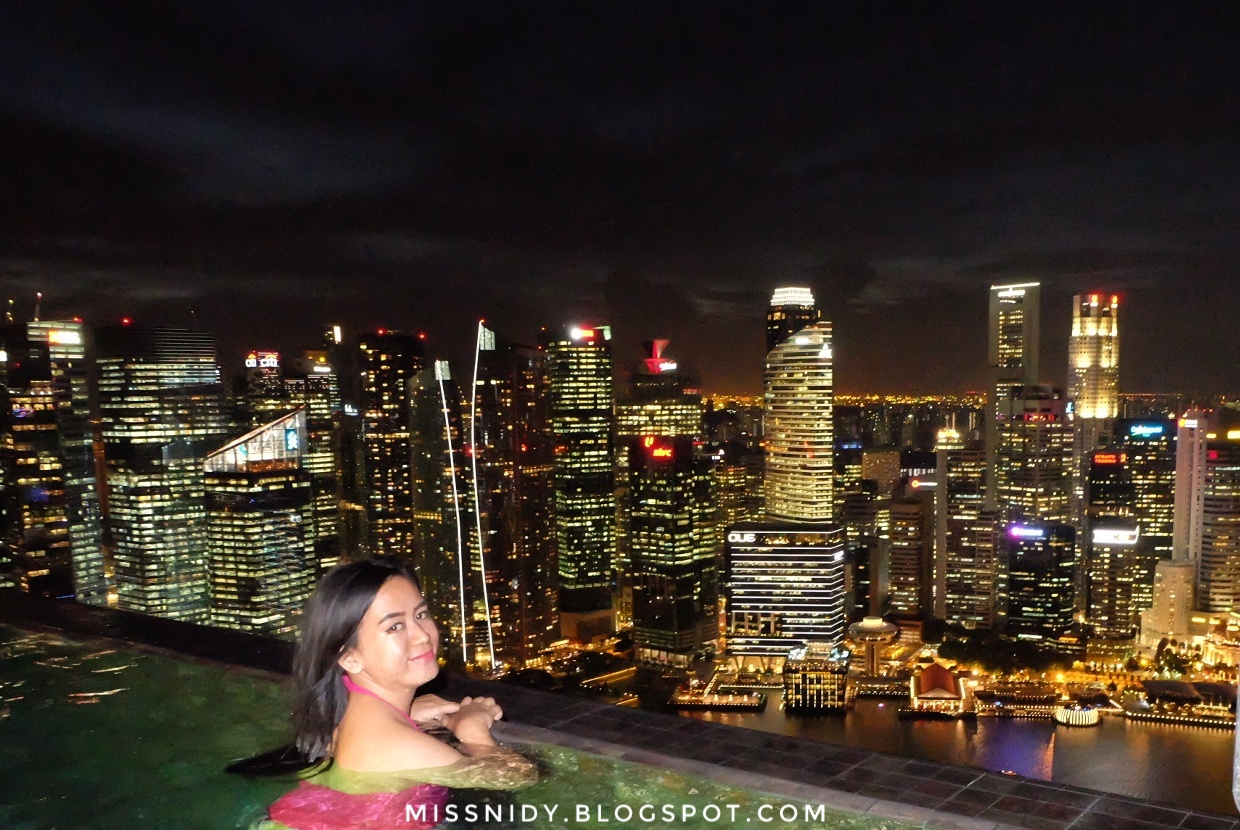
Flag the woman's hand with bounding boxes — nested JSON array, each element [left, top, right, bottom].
[[442, 696, 503, 745], [408, 693, 460, 726]]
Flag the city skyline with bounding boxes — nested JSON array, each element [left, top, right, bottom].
[[2, 5, 1239, 395]]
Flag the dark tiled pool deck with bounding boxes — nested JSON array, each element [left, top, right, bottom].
[[5, 589, 1237, 830]]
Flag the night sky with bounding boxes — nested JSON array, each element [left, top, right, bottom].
[[3, 4, 1238, 395]]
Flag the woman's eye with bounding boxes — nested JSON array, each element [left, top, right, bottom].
[[388, 622, 404, 631]]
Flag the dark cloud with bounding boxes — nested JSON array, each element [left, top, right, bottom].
[[1, 3, 1239, 393]]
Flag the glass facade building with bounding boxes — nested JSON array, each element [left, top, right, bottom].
[[468, 324, 558, 669], [723, 522, 846, 667], [765, 286, 821, 354], [986, 282, 1040, 509], [543, 325, 616, 634], [358, 330, 423, 559], [284, 350, 344, 573], [763, 321, 835, 523], [0, 321, 105, 603], [410, 360, 479, 666], [1068, 294, 1120, 529], [1002, 522, 1076, 644], [204, 410, 313, 639], [97, 325, 228, 622]]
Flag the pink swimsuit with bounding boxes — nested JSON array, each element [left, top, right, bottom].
[[265, 676, 451, 830]]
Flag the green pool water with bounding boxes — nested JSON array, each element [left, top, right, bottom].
[[0, 626, 914, 830]]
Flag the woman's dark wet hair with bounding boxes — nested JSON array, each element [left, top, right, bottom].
[[291, 558, 422, 761]]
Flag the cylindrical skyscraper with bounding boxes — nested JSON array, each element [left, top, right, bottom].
[[764, 319, 834, 522]]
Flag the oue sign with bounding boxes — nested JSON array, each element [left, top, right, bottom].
[[727, 532, 758, 544]]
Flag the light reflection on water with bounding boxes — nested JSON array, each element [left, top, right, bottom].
[[686, 699, 1238, 815]]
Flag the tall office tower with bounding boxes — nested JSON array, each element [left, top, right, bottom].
[[839, 488, 889, 617], [1086, 448, 1134, 518], [628, 435, 717, 665], [935, 428, 999, 628], [764, 320, 834, 521], [1140, 559, 1195, 646], [1085, 519, 1147, 640], [1114, 420, 1175, 557], [1002, 522, 1076, 645], [242, 350, 289, 424], [711, 445, 751, 528], [985, 282, 1041, 509], [1068, 294, 1120, 527], [887, 493, 933, 620], [0, 321, 106, 602], [410, 360, 480, 666], [1172, 411, 1210, 564], [993, 385, 1073, 523], [614, 340, 708, 635], [357, 330, 423, 560], [204, 410, 313, 639], [723, 522, 847, 669], [1196, 435, 1240, 613], [766, 286, 821, 353], [468, 324, 558, 670], [285, 350, 343, 572], [1085, 449, 1156, 622], [543, 324, 616, 640], [97, 325, 228, 622]]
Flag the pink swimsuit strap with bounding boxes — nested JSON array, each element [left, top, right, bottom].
[[341, 674, 421, 730]]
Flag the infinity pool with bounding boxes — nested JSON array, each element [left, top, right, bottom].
[[0, 626, 911, 830]]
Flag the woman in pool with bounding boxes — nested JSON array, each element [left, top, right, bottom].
[[257, 559, 537, 829]]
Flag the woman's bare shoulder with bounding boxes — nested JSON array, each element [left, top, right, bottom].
[[334, 703, 463, 772]]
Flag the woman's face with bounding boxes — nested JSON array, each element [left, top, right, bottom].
[[338, 576, 440, 691]]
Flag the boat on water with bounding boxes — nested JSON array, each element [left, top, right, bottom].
[[1054, 705, 1101, 727]]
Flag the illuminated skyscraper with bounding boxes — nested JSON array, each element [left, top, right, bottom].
[[764, 320, 834, 522], [543, 324, 616, 640], [615, 344, 717, 665], [728, 298, 844, 659], [1196, 434, 1240, 613], [993, 385, 1073, 523], [1002, 522, 1076, 644], [242, 349, 289, 424], [1172, 410, 1210, 564], [766, 286, 821, 353], [205, 410, 313, 639], [986, 282, 1040, 508], [0, 321, 105, 602], [627, 435, 717, 664], [285, 350, 343, 572], [468, 324, 557, 669], [887, 494, 933, 620], [97, 325, 228, 622], [358, 330, 423, 559], [935, 428, 995, 627], [1113, 420, 1175, 557], [723, 522, 847, 667], [615, 339, 706, 623], [410, 360, 480, 666], [1084, 518, 1146, 640], [1068, 294, 1120, 527]]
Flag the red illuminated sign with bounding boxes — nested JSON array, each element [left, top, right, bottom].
[[1092, 452, 1126, 465], [642, 435, 674, 460]]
